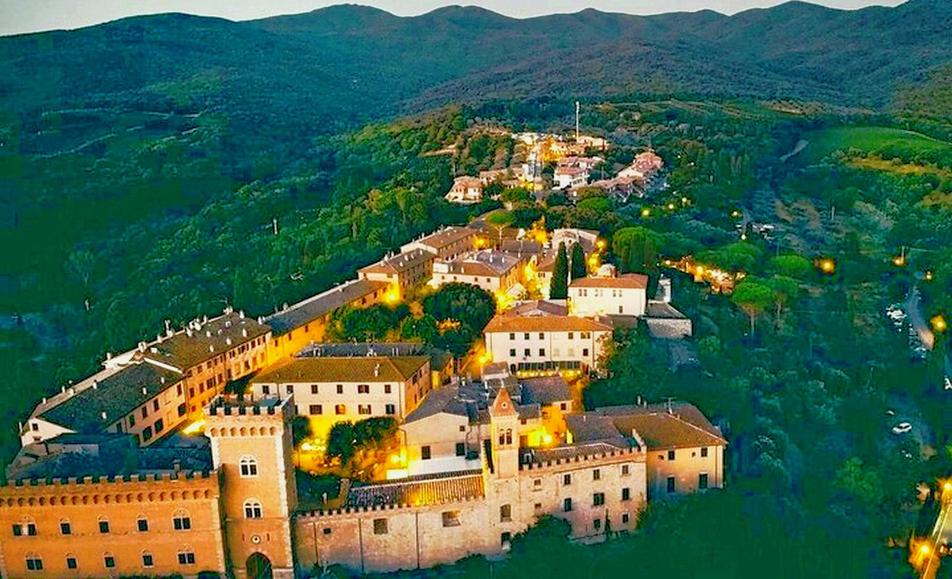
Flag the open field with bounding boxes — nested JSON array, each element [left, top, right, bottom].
[[803, 126, 952, 165]]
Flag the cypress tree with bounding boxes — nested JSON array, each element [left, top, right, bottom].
[[550, 242, 569, 299], [570, 243, 587, 280]]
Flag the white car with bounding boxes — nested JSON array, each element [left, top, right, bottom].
[[944, 376, 952, 391], [892, 422, 913, 435]]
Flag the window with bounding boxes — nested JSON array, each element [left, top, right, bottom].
[[455, 442, 465, 456], [421, 445, 432, 460], [582, 348, 589, 357], [500, 504, 512, 522], [240, 456, 258, 477], [593, 518, 602, 531], [104, 554, 116, 569], [141, 426, 153, 442], [244, 499, 263, 519], [358, 404, 371, 415], [568, 332, 574, 339], [593, 492, 605, 506], [261, 385, 270, 395], [373, 518, 388, 535], [539, 348, 545, 356], [561, 472, 573, 486], [286, 384, 294, 395], [335, 404, 346, 415], [153, 399, 160, 412], [667, 476, 676, 494], [622, 487, 631, 501], [173, 511, 191, 531], [155, 418, 164, 433], [311, 384, 319, 394], [563, 498, 573, 512], [621, 512, 630, 524], [523, 333, 530, 340], [177, 403, 187, 417], [309, 404, 323, 415], [142, 406, 149, 419], [509, 348, 516, 357], [523, 348, 531, 357], [385, 404, 396, 415], [323, 527, 332, 535], [66, 555, 78, 570], [701, 447, 709, 458], [509, 333, 515, 340], [178, 551, 196, 565], [442, 511, 461, 527], [336, 384, 344, 394], [137, 517, 149, 532], [142, 552, 154, 568], [668, 449, 676, 461], [593, 468, 601, 481], [60, 520, 71, 535], [25, 554, 43, 572], [358, 384, 370, 394], [384, 384, 392, 394], [98, 518, 110, 534], [699, 473, 709, 490]]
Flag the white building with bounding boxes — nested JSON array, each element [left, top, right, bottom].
[[568, 273, 649, 318], [431, 250, 524, 294], [445, 176, 485, 204], [483, 301, 613, 376]]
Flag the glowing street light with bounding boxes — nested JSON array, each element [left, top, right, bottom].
[[641, 208, 651, 218], [817, 258, 836, 275], [931, 315, 948, 333], [925, 270, 934, 281]]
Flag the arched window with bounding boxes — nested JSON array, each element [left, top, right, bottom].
[[177, 546, 196, 566], [239, 456, 258, 477], [141, 550, 154, 568], [505, 429, 513, 445], [243, 499, 263, 519], [103, 552, 116, 569], [24, 552, 43, 572], [65, 553, 77, 570], [172, 509, 191, 531], [13, 516, 37, 537], [97, 517, 110, 534]]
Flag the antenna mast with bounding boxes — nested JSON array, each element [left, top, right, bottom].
[[575, 101, 580, 141]]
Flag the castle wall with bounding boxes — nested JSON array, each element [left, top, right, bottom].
[[0, 472, 225, 579]]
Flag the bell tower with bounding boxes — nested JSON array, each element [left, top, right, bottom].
[[206, 395, 298, 578], [489, 387, 520, 479]]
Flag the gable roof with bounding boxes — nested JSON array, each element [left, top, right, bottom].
[[484, 313, 612, 334], [489, 386, 518, 418], [38, 362, 182, 433], [265, 279, 388, 336], [358, 248, 434, 276], [520, 375, 572, 406], [142, 312, 270, 370], [409, 226, 477, 251], [251, 356, 428, 384], [345, 470, 484, 508], [596, 402, 725, 450]]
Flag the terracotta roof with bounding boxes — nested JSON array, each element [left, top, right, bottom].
[[596, 402, 725, 450], [435, 251, 521, 277], [142, 312, 270, 370], [484, 314, 612, 333], [506, 300, 567, 317], [490, 386, 519, 418], [570, 274, 649, 290], [346, 470, 484, 508], [38, 362, 182, 433], [359, 249, 434, 276], [499, 239, 544, 257], [252, 356, 428, 384], [265, 279, 388, 335], [407, 226, 477, 252], [526, 441, 633, 464]]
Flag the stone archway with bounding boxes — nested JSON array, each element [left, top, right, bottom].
[[246, 552, 273, 579]]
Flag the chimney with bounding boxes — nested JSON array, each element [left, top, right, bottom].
[[242, 328, 248, 338], [60, 386, 66, 394], [160, 377, 166, 385], [138, 341, 147, 352], [203, 315, 208, 323], [150, 347, 158, 354], [42, 397, 47, 405], [92, 380, 99, 390], [205, 330, 212, 338], [68, 387, 75, 396], [101, 411, 107, 421], [374, 363, 381, 377], [106, 352, 112, 360], [226, 338, 232, 346], [142, 387, 148, 396], [209, 345, 215, 353], [186, 328, 193, 338], [239, 310, 245, 319]]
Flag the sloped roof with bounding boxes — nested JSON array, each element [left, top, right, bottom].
[[570, 273, 649, 290], [596, 402, 725, 450], [484, 314, 612, 333], [566, 413, 627, 445], [346, 470, 484, 508], [39, 362, 182, 433], [143, 312, 270, 370], [520, 375, 572, 405], [252, 356, 428, 384], [265, 279, 388, 335], [359, 249, 434, 276], [411, 226, 477, 251]]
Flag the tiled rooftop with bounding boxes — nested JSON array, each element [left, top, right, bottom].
[[595, 402, 725, 450], [345, 470, 484, 508], [252, 356, 428, 384], [142, 311, 270, 370], [570, 273, 649, 290], [265, 279, 388, 336]]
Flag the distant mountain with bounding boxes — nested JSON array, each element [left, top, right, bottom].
[[0, 0, 949, 136]]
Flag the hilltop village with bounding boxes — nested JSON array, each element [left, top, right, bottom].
[[0, 130, 726, 579]]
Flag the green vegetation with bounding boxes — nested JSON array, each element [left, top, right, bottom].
[[419, 283, 496, 358], [326, 417, 398, 467], [804, 126, 952, 166], [549, 243, 569, 299], [570, 243, 587, 280]]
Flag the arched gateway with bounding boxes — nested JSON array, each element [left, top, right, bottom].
[[246, 552, 273, 579]]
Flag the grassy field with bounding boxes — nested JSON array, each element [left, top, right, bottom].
[[803, 125, 952, 165]]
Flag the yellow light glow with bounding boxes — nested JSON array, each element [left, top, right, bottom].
[[596, 239, 607, 251], [384, 283, 401, 305], [920, 544, 931, 556], [641, 208, 651, 218], [925, 270, 934, 281], [542, 433, 554, 445], [695, 265, 705, 275], [667, 203, 675, 210], [182, 420, 205, 435], [892, 255, 906, 267], [931, 315, 948, 333], [817, 258, 836, 274], [731, 210, 741, 218], [681, 196, 690, 205], [943, 481, 952, 493]]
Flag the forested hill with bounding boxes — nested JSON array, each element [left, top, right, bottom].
[[1, 0, 950, 135]]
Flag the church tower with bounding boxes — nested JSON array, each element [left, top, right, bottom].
[[206, 396, 298, 578], [489, 387, 520, 479]]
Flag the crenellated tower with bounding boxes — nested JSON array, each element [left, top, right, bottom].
[[205, 395, 297, 578]]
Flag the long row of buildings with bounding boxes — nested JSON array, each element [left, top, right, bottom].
[[3, 219, 711, 578]]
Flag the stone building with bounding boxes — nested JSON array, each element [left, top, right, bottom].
[[357, 248, 435, 293], [400, 226, 479, 261], [431, 250, 525, 294]]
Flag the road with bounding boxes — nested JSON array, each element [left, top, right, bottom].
[[921, 485, 952, 579], [907, 286, 951, 383]]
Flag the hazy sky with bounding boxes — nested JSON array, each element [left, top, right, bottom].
[[0, 0, 907, 36]]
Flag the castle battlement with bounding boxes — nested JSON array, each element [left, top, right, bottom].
[[297, 491, 487, 519], [519, 443, 643, 472], [0, 470, 220, 506]]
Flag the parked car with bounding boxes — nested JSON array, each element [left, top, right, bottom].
[[892, 422, 913, 435]]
